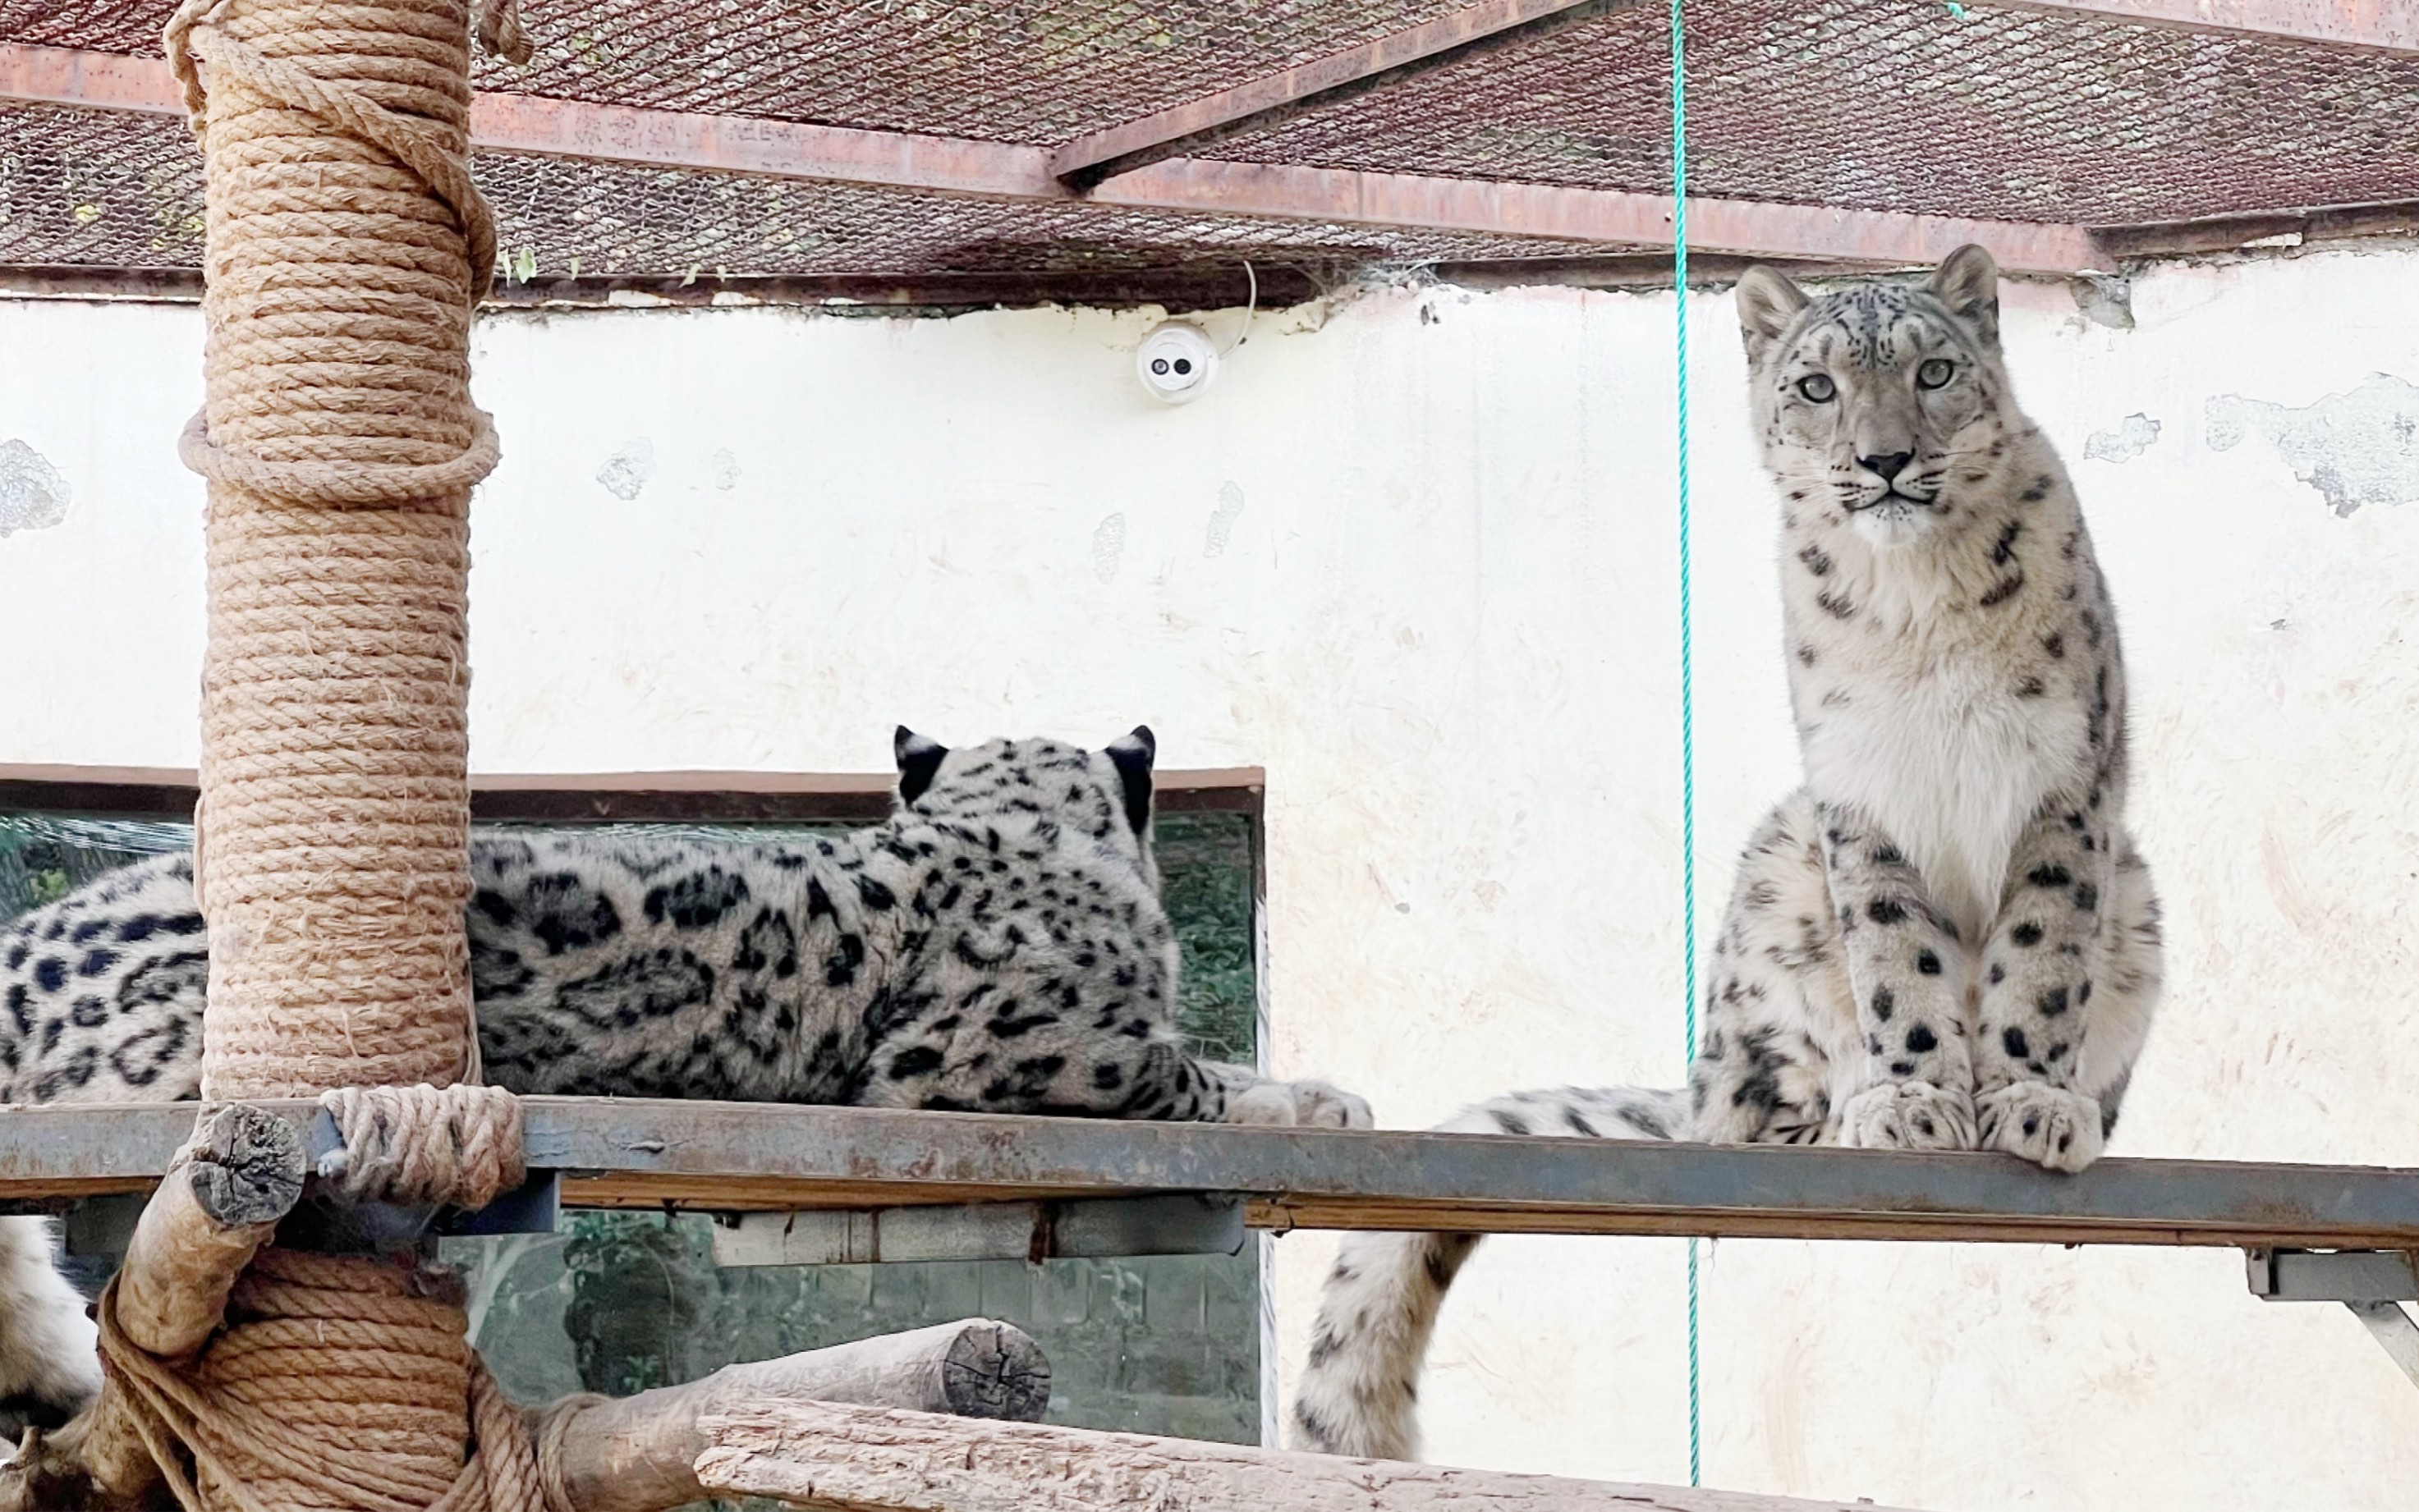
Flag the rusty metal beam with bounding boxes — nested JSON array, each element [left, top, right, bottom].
[[0, 762, 1264, 823], [1049, 0, 1643, 190], [1988, 0, 2419, 52], [7, 1098, 2419, 1249], [0, 40, 2108, 272]]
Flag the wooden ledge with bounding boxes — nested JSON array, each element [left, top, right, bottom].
[[2, 1098, 2415, 1249]]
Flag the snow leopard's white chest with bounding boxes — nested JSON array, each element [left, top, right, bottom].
[[1800, 653, 2082, 943]]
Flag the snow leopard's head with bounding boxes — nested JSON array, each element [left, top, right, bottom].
[[891, 726, 1160, 892], [1736, 245, 2017, 550]]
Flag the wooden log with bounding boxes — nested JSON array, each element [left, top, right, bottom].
[[0, 1104, 305, 1511], [544, 1319, 1050, 1512], [691, 1400, 1926, 1512]]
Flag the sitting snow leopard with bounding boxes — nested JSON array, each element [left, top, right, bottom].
[[0, 724, 1370, 1433], [1290, 246, 2164, 1463]]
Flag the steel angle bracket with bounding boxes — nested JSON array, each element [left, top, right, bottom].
[[2247, 1246, 2419, 1391], [709, 1192, 1248, 1268]]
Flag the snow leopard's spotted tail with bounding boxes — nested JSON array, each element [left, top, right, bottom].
[[1286, 1085, 1686, 1461]]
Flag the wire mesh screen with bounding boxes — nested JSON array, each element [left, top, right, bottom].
[[0, 103, 1650, 282], [1210, 0, 2419, 227], [3, 0, 2417, 286]]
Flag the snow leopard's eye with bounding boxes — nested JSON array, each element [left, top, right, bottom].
[[1916, 358, 1956, 390], [1795, 373, 1835, 403]]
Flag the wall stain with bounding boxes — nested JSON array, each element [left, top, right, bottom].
[[710, 447, 741, 492], [1205, 481, 1244, 557], [2084, 413, 2161, 464], [2206, 373, 2419, 515], [1091, 512, 1126, 581], [0, 438, 70, 537], [597, 438, 657, 501]]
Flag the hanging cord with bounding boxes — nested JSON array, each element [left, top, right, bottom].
[[1669, 0, 1702, 1489], [1219, 259, 1258, 355]]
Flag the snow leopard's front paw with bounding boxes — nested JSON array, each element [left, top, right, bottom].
[[1841, 1080, 1976, 1152], [1977, 1081, 2104, 1172], [1227, 1079, 1375, 1129]]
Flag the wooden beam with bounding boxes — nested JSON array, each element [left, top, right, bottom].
[[5, 1099, 2419, 1250], [1987, 0, 2419, 53], [1049, 0, 1644, 190], [0, 763, 1264, 822], [694, 1398, 1921, 1512], [0, 42, 2109, 273]]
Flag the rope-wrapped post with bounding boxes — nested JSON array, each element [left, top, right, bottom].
[[174, 0, 498, 1101]]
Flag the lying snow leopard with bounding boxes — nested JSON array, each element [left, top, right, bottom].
[[1290, 246, 2164, 1463], [0, 724, 1369, 1433]]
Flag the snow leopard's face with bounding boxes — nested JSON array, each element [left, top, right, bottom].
[[890, 726, 1160, 893], [1736, 245, 2015, 551]]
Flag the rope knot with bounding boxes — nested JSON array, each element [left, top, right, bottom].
[[318, 1084, 526, 1212]]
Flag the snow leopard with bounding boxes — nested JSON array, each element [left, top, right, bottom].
[[1289, 246, 2164, 1463], [0, 724, 1370, 1434]]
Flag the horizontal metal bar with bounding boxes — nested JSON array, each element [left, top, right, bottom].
[[2247, 1247, 2419, 1303], [1988, 0, 2419, 53], [6, 1100, 2419, 1249], [0, 43, 2109, 273], [709, 1194, 1246, 1267], [1094, 159, 2109, 273], [0, 763, 1262, 823], [1050, 0, 1642, 189]]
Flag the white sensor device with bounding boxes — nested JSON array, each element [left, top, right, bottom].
[[1135, 321, 1219, 404]]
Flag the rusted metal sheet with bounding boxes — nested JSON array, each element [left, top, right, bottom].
[[1990, 0, 2419, 53], [1095, 161, 2113, 273], [0, 40, 183, 116], [5, 1098, 2419, 1249], [1049, 0, 1644, 188]]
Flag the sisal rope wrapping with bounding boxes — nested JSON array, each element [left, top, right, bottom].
[[317, 1084, 526, 1209], [96, 1249, 575, 1512], [171, 0, 500, 1101]]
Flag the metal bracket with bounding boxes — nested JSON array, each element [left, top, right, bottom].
[[709, 1193, 1247, 1268], [2246, 1247, 2419, 1391]]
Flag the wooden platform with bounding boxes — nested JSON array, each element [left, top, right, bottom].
[[3, 1098, 2417, 1249]]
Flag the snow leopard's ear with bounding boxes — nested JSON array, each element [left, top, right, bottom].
[[1927, 244, 2000, 348], [1103, 726, 1155, 836], [894, 726, 948, 805], [1734, 264, 1809, 368]]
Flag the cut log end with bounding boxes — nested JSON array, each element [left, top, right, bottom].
[[939, 1320, 1051, 1422], [182, 1104, 306, 1229]]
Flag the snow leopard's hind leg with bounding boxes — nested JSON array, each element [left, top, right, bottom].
[[1286, 1087, 1684, 1462], [0, 1216, 102, 1438]]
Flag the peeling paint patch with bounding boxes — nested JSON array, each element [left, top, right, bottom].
[[2084, 413, 2161, 464], [2206, 374, 2419, 516], [1205, 481, 1244, 557], [1091, 512, 1126, 581], [710, 447, 741, 492], [0, 438, 71, 537], [597, 438, 657, 501], [2071, 275, 2133, 331]]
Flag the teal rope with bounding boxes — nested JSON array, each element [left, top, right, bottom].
[[1669, 0, 1701, 1488]]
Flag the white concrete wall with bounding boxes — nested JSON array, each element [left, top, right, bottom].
[[3, 243, 2417, 1509]]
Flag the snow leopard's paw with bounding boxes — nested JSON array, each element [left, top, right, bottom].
[[1841, 1080, 1976, 1152], [1228, 1079, 1374, 1129], [1978, 1081, 2104, 1172]]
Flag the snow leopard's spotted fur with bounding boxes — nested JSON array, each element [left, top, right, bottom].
[[1291, 248, 2164, 1463], [0, 724, 1370, 1432]]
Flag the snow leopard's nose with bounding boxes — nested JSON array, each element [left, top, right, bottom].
[[1859, 451, 1913, 482]]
